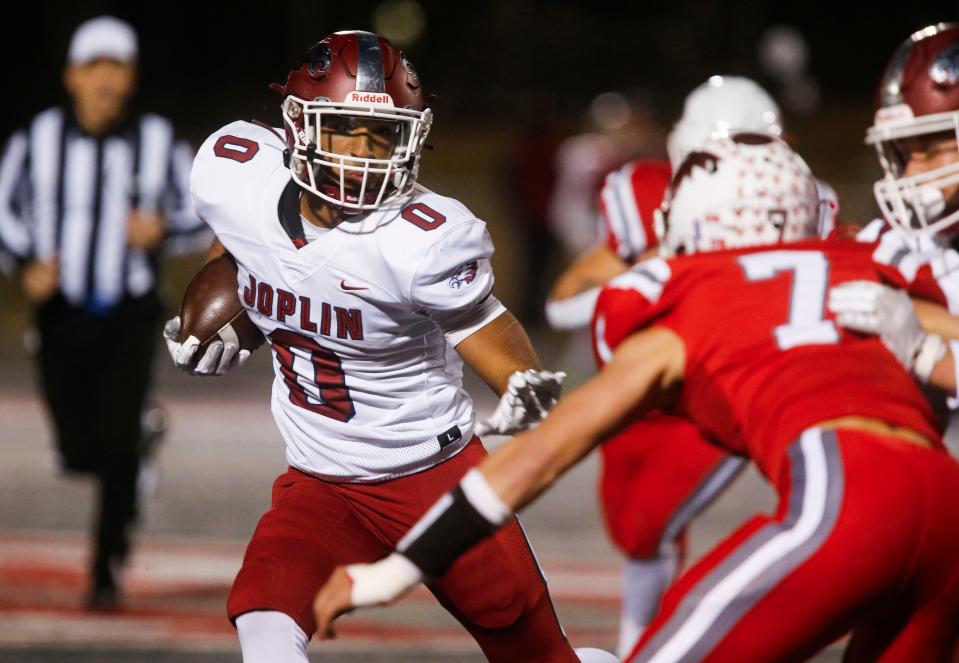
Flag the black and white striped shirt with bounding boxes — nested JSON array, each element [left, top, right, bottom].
[[0, 106, 207, 312]]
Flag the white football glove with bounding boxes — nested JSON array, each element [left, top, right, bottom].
[[474, 369, 566, 437], [162, 316, 251, 376], [827, 280, 946, 383]]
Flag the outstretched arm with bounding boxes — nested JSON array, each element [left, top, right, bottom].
[[545, 244, 631, 331], [455, 310, 542, 394], [312, 326, 685, 638], [456, 310, 567, 436], [476, 325, 682, 505]]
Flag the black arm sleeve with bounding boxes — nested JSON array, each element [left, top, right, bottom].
[[397, 485, 501, 579]]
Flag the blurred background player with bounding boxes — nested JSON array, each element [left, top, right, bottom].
[[503, 90, 563, 327], [164, 31, 611, 663], [547, 90, 662, 265], [0, 16, 206, 608], [315, 133, 959, 662], [544, 75, 824, 657], [547, 75, 838, 333]]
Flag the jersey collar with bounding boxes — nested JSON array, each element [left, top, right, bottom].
[[277, 180, 308, 249]]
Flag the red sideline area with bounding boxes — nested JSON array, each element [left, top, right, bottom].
[[0, 530, 619, 650]]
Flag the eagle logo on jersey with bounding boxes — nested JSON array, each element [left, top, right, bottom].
[[448, 261, 478, 289]]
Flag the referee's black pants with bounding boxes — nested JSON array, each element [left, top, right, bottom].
[[34, 291, 161, 577]]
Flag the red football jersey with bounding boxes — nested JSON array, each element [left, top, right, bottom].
[[598, 159, 672, 261], [593, 239, 944, 480]]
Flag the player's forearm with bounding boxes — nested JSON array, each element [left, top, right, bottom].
[[482, 377, 644, 507], [398, 374, 648, 578], [456, 310, 542, 395], [913, 299, 959, 341], [482, 327, 682, 506], [396, 327, 683, 582], [929, 343, 957, 393], [548, 244, 627, 301]]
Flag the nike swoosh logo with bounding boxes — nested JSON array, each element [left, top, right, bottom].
[[340, 280, 369, 291]]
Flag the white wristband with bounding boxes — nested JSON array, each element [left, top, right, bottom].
[[460, 468, 513, 526], [345, 553, 423, 607], [913, 333, 947, 384], [544, 288, 602, 331]]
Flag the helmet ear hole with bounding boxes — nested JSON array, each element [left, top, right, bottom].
[[283, 98, 302, 119]]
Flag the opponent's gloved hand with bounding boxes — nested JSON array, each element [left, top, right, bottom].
[[162, 316, 251, 376], [474, 369, 566, 436], [828, 280, 946, 383]]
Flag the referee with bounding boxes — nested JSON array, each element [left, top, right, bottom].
[[0, 16, 207, 608]]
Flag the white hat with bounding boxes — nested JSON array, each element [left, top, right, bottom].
[[67, 16, 138, 65]]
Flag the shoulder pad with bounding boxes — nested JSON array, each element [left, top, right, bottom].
[[191, 121, 287, 236], [192, 122, 286, 199], [401, 187, 477, 228]]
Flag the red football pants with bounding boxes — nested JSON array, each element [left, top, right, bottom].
[[227, 437, 577, 662], [599, 413, 744, 560], [627, 427, 959, 662]]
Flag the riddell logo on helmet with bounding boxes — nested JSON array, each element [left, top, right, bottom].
[[346, 91, 394, 105]]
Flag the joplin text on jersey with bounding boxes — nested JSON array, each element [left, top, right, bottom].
[[243, 275, 365, 340]]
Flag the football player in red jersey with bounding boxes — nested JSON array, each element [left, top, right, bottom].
[[545, 75, 837, 657], [314, 133, 959, 661], [162, 31, 616, 663]]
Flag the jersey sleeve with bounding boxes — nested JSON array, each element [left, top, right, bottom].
[[410, 219, 504, 337], [598, 161, 671, 262], [190, 121, 286, 240], [599, 163, 648, 261], [592, 257, 673, 366]]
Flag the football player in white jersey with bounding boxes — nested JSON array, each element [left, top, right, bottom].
[[162, 31, 614, 663], [830, 24, 959, 401]]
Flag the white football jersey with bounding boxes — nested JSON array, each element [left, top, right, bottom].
[[191, 121, 504, 481]]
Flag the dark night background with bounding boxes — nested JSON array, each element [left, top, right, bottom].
[[4, 2, 956, 140]]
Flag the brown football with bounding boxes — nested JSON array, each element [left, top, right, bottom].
[[177, 254, 265, 367]]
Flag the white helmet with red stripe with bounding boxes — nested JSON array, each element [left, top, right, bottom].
[[655, 132, 820, 256], [667, 76, 784, 170]]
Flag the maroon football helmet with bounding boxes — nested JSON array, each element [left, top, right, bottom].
[[866, 23, 959, 238], [271, 31, 432, 211]]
